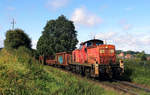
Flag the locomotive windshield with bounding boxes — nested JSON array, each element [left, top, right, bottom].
[[80, 39, 104, 48], [96, 42, 103, 46]]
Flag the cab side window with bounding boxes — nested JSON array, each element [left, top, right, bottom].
[[86, 42, 93, 47]]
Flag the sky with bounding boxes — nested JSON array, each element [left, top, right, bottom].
[[0, 0, 150, 53]]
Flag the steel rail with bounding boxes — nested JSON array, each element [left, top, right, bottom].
[[117, 81, 150, 93], [100, 82, 138, 95]]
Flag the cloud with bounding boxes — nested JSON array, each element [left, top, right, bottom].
[[99, 5, 108, 11], [124, 7, 133, 11], [119, 19, 133, 31], [95, 31, 150, 53], [0, 25, 4, 48], [0, 38, 4, 48], [119, 19, 126, 25], [123, 24, 132, 30], [0, 24, 4, 47], [71, 7, 103, 27], [32, 40, 37, 49], [7, 6, 15, 11], [46, 0, 69, 11]]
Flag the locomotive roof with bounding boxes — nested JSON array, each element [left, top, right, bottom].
[[80, 39, 103, 45]]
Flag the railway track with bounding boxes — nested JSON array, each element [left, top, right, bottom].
[[113, 80, 150, 93], [99, 81, 138, 95], [92, 79, 150, 95], [49, 65, 150, 95], [99, 79, 150, 95]]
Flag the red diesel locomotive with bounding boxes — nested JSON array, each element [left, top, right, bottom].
[[39, 39, 124, 78]]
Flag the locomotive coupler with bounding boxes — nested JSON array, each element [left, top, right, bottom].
[[94, 62, 99, 76], [91, 62, 99, 77]]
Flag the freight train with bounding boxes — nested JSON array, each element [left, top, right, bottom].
[[39, 39, 124, 78]]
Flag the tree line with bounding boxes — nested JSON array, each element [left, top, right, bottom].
[[116, 50, 148, 61]]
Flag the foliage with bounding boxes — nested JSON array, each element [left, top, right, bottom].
[[0, 49, 118, 95], [122, 58, 150, 86], [126, 50, 139, 55], [116, 50, 123, 54], [136, 51, 147, 61], [116, 50, 140, 55], [37, 15, 78, 57], [4, 29, 31, 49]]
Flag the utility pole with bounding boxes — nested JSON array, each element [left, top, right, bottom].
[[93, 35, 96, 39], [11, 18, 16, 30], [89, 32, 96, 40]]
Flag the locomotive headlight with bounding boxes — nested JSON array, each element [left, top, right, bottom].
[[100, 49, 105, 53]]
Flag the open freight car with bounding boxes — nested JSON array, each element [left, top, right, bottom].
[[39, 39, 124, 78]]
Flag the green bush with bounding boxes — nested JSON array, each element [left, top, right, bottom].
[[4, 29, 31, 49], [122, 59, 150, 86]]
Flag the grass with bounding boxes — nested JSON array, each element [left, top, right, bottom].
[[0, 48, 118, 95], [122, 59, 150, 86]]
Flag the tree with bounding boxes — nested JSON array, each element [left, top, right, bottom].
[[136, 51, 147, 61], [4, 29, 31, 49], [0, 48, 2, 51], [126, 50, 135, 55], [37, 15, 78, 57], [116, 50, 122, 54]]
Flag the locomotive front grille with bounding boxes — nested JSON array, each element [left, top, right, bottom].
[[100, 56, 114, 64], [99, 47, 116, 65]]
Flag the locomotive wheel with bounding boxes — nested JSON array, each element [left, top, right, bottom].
[[75, 65, 81, 74], [112, 68, 122, 79], [71, 65, 76, 73], [81, 66, 85, 76], [84, 67, 91, 77], [65, 66, 70, 71], [108, 72, 113, 79]]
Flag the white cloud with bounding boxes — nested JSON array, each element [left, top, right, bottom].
[[0, 38, 4, 48], [123, 24, 132, 30], [95, 31, 150, 53], [119, 19, 126, 25], [7, 6, 15, 11], [99, 5, 108, 11], [0, 24, 4, 48], [132, 26, 150, 32], [119, 19, 133, 31], [32, 40, 37, 49], [46, 0, 69, 11], [71, 7, 103, 27], [124, 7, 133, 11]]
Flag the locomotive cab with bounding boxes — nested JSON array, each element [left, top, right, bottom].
[[73, 39, 104, 64], [79, 39, 103, 48]]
